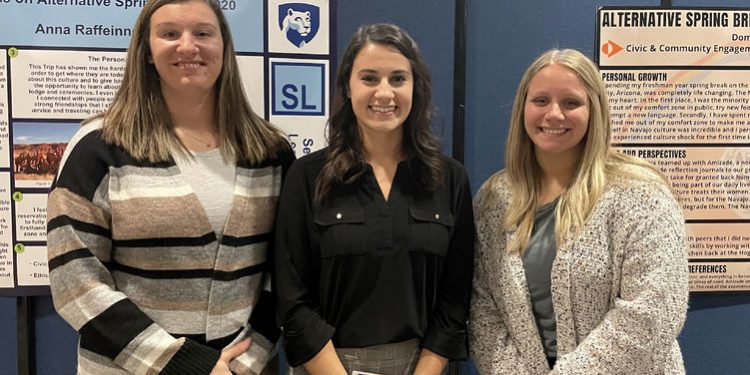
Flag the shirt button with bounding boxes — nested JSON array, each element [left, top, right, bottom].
[[336, 213, 342, 219], [435, 213, 440, 220]]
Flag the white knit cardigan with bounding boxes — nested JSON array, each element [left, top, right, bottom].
[[470, 171, 688, 375]]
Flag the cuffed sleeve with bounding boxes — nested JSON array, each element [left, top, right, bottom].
[[274, 159, 336, 366], [422, 164, 475, 360], [554, 187, 688, 374], [159, 339, 221, 375]]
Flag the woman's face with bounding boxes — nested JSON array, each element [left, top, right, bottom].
[[148, 0, 224, 97], [524, 63, 590, 162], [348, 43, 413, 141]]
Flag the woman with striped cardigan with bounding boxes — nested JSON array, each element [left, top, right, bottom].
[[46, 1, 292, 374]]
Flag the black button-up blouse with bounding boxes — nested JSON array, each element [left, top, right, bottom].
[[274, 149, 475, 367]]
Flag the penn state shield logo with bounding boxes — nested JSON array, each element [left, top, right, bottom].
[[278, 3, 320, 48]]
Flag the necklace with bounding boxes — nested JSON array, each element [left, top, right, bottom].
[[176, 128, 217, 149]]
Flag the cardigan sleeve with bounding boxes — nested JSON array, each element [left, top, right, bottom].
[[421, 163, 475, 360], [553, 186, 689, 374], [47, 131, 221, 375], [469, 179, 533, 375], [469, 252, 534, 375]]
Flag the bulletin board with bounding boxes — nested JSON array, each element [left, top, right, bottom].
[[597, 6, 750, 292], [0, 0, 333, 295]]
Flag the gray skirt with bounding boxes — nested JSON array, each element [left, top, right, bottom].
[[289, 339, 421, 375]]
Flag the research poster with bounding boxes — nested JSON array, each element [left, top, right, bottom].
[[598, 7, 750, 292], [0, 0, 332, 295]]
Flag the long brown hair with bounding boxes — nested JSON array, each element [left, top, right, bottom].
[[88, 0, 287, 163], [314, 23, 442, 202]]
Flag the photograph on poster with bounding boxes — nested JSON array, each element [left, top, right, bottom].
[[12, 122, 77, 188]]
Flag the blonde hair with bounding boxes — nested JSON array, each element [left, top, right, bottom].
[[499, 49, 667, 254], [87, 0, 287, 163]]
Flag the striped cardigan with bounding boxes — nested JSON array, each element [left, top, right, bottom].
[[47, 120, 294, 374]]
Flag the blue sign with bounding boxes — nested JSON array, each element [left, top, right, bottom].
[[272, 62, 325, 116], [0, 0, 263, 52], [278, 3, 320, 48]]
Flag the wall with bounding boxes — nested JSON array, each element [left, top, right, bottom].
[[0, 294, 79, 374], [0, 297, 18, 372]]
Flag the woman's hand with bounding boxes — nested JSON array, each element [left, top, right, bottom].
[[210, 338, 252, 375], [413, 348, 448, 375]]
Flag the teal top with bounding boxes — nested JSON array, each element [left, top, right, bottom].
[[522, 198, 558, 357]]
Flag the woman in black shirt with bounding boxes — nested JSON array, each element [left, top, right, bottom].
[[274, 23, 474, 375]]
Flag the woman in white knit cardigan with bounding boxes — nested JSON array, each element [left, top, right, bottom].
[[470, 49, 688, 374]]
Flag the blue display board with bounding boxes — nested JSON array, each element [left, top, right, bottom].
[[0, 0, 333, 296]]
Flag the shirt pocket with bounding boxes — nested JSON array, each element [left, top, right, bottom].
[[409, 207, 454, 256], [313, 206, 366, 258]]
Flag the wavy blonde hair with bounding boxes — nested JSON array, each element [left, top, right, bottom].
[[86, 0, 287, 163], [499, 49, 667, 254]]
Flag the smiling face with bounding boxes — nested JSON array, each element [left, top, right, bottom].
[[524, 63, 590, 163], [148, 0, 223, 97], [348, 42, 413, 143]]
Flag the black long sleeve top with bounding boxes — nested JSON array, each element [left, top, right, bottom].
[[274, 149, 475, 367]]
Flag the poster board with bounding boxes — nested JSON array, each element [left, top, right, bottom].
[[597, 7, 750, 292], [0, 0, 332, 295]]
